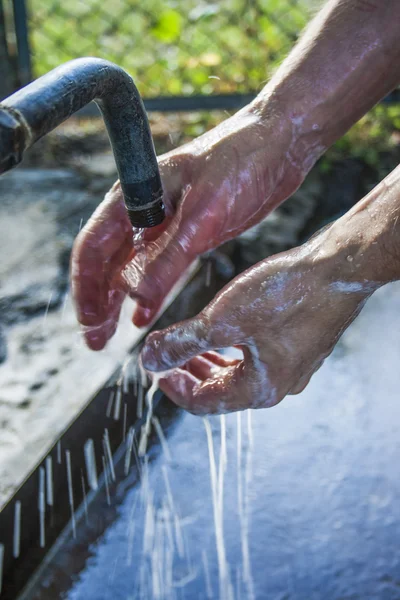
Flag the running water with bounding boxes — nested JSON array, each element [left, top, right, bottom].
[[151, 416, 172, 462], [122, 228, 148, 292], [237, 412, 255, 599], [16, 349, 257, 599], [132, 228, 145, 247], [204, 416, 234, 600], [138, 369, 170, 457]]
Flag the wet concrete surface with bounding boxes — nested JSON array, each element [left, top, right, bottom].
[[26, 281, 400, 600]]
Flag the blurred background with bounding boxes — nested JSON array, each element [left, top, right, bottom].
[[1, 2, 400, 598]]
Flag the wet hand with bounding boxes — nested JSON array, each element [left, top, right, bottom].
[[140, 225, 381, 414], [71, 102, 320, 350]]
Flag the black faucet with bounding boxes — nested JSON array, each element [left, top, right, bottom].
[[0, 57, 165, 228]]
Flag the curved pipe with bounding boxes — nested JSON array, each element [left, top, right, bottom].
[[0, 57, 164, 228]]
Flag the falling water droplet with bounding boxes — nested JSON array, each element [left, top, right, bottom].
[[46, 456, 53, 507], [84, 438, 98, 491], [13, 501, 21, 558], [103, 428, 116, 482], [65, 450, 76, 539], [38, 467, 46, 548]]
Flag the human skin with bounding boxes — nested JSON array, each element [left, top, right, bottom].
[[141, 167, 400, 414], [71, 0, 400, 353]]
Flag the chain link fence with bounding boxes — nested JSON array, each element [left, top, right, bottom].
[[2, 0, 399, 113], [26, 0, 311, 100]]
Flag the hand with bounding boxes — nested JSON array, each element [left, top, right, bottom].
[[71, 101, 321, 350], [140, 224, 381, 415]]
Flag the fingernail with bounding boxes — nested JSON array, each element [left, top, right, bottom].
[[133, 307, 154, 328], [86, 330, 106, 351], [82, 302, 99, 319]]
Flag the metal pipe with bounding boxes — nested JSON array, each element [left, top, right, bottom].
[[0, 57, 165, 228]]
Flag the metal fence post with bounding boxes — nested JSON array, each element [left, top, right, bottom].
[[0, 0, 14, 99], [12, 0, 31, 85]]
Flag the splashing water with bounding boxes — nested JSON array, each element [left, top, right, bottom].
[[103, 429, 116, 482], [132, 228, 145, 248], [102, 455, 111, 506], [20, 347, 258, 599], [39, 467, 45, 548], [13, 501, 21, 558], [45, 456, 54, 507], [113, 384, 122, 421], [84, 438, 98, 491]]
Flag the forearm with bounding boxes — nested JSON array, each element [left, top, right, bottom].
[[321, 165, 400, 287], [251, 0, 400, 162]]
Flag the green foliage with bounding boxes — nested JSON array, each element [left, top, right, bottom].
[[151, 9, 183, 43], [27, 0, 400, 166], [28, 0, 309, 96], [323, 103, 400, 169]]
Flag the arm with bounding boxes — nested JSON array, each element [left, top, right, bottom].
[[71, 0, 400, 350], [141, 166, 400, 413], [255, 0, 400, 156]]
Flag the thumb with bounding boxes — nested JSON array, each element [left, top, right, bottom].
[[141, 316, 217, 372]]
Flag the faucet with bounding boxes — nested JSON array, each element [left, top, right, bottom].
[[0, 57, 165, 228]]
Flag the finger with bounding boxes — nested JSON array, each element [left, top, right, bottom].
[[157, 348, 279, 415], [183, 356, 222, 380], [83, 288, 125, 351], [141, 316, 219, 372], [191, 348, 278, 414], [131, 305, 155, 329], [117, 157, 196, 327], [72, 155, 186, 343], [157, 368, 201, 408], [201, 351, 241, 367], [128, 221, 196, 327], [184, 354, 241, 380], [71, 184, 133, 328]]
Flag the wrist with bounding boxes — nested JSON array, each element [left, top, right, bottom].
[[247, 84, 327, 177], [317, 179, 400, 288]]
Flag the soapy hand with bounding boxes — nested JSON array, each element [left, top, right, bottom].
[[140, 225, 379, 414], [71, 103, 321, 350]]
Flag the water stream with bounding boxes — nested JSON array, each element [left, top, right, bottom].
[[21, 282, 400, 599]]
